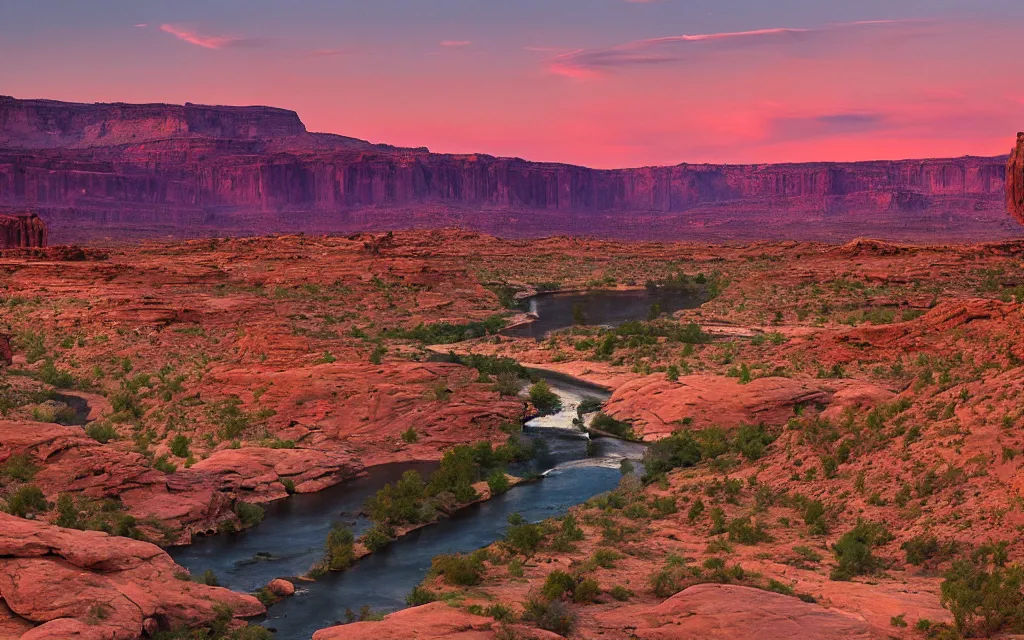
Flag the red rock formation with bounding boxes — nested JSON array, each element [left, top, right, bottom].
[[0, 213, 46, 248], [1008, 132, 1024, 224], [0, 513, 263, 639], [0, 96, 1014, 243]]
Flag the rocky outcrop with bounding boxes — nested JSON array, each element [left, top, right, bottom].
[[0, 213, 46, 248], [0, 97, 1013, 243], [1008, 132, 1024, 224], [596, 584, 878, 639], [0, 513, 263, 639], [311, 602, 562, 640]]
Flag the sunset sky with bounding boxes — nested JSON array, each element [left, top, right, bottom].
[[2, 0, 1022, 168]]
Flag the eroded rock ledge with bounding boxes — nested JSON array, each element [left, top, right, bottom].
[[0, 513, 263, 639]]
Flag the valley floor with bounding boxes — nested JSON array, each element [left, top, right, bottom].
[[3, 230, 1024, 639]]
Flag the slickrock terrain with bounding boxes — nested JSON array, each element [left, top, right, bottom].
[[0, 96, 1017, 243], [0, 512, 263, 640], [6, 230, 1024, 638], [1008, 132, 1024, 225], [0, 214, 45, 250]]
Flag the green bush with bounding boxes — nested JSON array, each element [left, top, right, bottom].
[[1, 454, 39, 481], [542, 570, 577, 600], [735, 423, 775, 460], [401, 427, 418, 444], [528, 381, 562, 415], [830, 522, 891, 581], [6, 484, 48, 517], [233, 501, 265, 528], [85, 422, 118, 444], [406, 586, 439, 606], [324, 524, 356, 571], [487, 470, 511, 495], [727, 517, 772, 545], [609, 585, 633, 601], [169, 435, 191, 458], [505, 518, 546, 556], [642, 430, 702, 479], [941, 560, 1024, 637], [430, 553, 483, 586], [521, 597, 577, 636], [589, 412, 635, 439], [361, 523, 394, 552]]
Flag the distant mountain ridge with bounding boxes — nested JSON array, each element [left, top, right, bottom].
[[0, 96, 1016, 243]]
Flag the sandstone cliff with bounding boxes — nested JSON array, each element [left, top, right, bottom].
[[0, 213, 46, 248], [1008, 132, 1024, 225], [0, 97, 1016, 242]]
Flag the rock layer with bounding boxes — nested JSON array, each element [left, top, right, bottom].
[[0, 513, 263, 639], [0, 213, 46, 249], [1008, 132, 1024, 224], [0, 96, 1015, 243]]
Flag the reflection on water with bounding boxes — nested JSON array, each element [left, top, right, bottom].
[[503, 289, 704, 340]]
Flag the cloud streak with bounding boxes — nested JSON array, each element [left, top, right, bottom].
[[159, 23, 259, 49], [440, 40, 472, 48], [547, 19, 936, 78]]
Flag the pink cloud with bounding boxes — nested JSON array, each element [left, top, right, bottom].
[[440, 40, 472, 48], [546, 19, 935, 78], [159, 23, 258, 49]]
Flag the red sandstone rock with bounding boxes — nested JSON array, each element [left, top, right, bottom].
[[0, 97, 1011, 243], [311, 602, 561, 640], [598, 583, 878, 639], [603, 374, 832, 438], [0, 513, 263, 638], [0, 213, 46, 249], [1007, 132, 1024, 225], [267, 579, 295, 598]]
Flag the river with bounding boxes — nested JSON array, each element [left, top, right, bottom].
[[170, 289, 696, 638]]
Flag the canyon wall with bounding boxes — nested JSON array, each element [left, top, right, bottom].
[[0, 96, 1017, 243], [1008, 132, 1024, 225], [0, 212, 47, 248]]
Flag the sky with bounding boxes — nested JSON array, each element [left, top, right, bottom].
[[1, 0, 1023, 168]]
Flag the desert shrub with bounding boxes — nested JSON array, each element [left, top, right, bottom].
[[365, 469, 427, 526], [903, 535, 945, 566], [727, 516, 772, 545], [37, 359, 79, 389], [405, 586, 439, 606], [6, 484, 47, 517], [430, 553, 483, 586], [589, 412, 635, 439], [505, 518, 546, 556], [803, 499, 828, 535], [591, 548, 621, 569], [323, 524, 356, 571], [84, 420, 117, 443], [650, 566, 685, 598], [609, 585, 634, 601], [521, 597, 577, 636], [830, 522, 891, 581], [487, 470, 511, 495], [652, 496, 677, 517], [401, 427, 418, 443], [233, 501, 265, 528], [529, 380, 562, 415], [735, 423, 775, 460], [1, 453, 39, 481], [383, 316, 507, 344], [152, 454, 177, 473], [642, 430, 702, 479], [573, 578, 601, 603], [542, 570, 577, 600], [941, 560, 1024, 637], [169, 435, 190, 457], [361, 523, 395, 552]]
